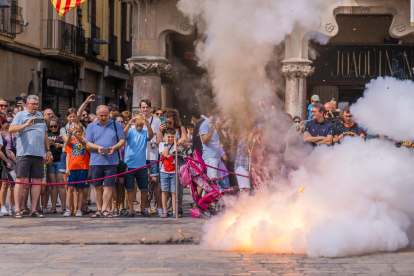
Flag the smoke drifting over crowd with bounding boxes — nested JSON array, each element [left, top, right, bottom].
[[352, 77, 414, 141], [177, 0, 414, 257]]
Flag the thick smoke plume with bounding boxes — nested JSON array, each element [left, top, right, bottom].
[[352, 77, 414, 141], [177, 0, 338, 117], [176, 0, 414, 257]]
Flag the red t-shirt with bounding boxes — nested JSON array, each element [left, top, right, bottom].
[[64, 139, 90, 171]]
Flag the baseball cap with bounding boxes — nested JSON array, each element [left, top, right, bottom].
[[311, 95, 320, 102]]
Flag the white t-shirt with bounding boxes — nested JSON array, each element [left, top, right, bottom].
[[158, 142, 182, 173], [143, 116, 161, 161]]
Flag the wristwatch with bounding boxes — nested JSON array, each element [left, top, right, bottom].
[[165, 144, 169, 147]]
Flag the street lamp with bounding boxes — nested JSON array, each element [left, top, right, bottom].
[[0, 1, 10, 8]]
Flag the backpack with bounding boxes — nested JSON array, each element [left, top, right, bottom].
[[179, 164, 192, 187]]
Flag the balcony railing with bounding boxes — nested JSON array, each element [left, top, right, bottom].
[[87, 24, 100, 55], [121, 40, 131, 64], [0, 1, 21, 35], [44, 20, 85, 57], [108, 34, 118, 62]]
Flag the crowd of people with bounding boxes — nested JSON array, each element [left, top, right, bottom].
[[0, 91, 408, 220]]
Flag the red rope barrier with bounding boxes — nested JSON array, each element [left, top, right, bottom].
[[2, 159, 165, 186], [186, 157, 253, 179]]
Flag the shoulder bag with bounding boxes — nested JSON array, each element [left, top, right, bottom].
[[113, 120, 128, 174]]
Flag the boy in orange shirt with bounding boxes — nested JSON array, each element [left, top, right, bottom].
[[64, 122, 90, 217]]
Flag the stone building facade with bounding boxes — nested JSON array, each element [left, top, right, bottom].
[[0, 0, 132, 116]]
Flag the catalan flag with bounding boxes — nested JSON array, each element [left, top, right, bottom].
[[51, 0, 86, 18]]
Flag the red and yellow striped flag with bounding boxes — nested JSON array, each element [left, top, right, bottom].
[[51, 0, 86, 18]]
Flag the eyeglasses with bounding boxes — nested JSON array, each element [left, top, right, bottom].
[[155, 113, 162, 116], [0, 105, 7, 108], [50, 125, 58, 128], [311, 111, 318, 114], [294, 121, 300, 123], [82, 114, 89, 117]]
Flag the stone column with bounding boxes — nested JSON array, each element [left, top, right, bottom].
[[126, 57, 170, 113], [281, 64, 314, 120]]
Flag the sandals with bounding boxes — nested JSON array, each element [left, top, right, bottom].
[[61, 209, 66, 215], [91, 210, 101, 218], [14, 212, 22, 219], [30, 211, 44, 218], [102, 210, 114, 218], [50, 209, 57, 214], [22, 209, 30, 215], [42, 209, 50, 214], [160, 212, 168, 218], [87, 200, 91, 206]]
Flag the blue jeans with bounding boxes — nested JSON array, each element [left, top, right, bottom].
[[160, 172, 176, 193], [218, 175, 230, 190], [59, 152, 67, 173], [47, 162, 61, 174]]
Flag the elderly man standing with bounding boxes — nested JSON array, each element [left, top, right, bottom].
[[9, 95, 53, 218], [86, 105, 125, 218]]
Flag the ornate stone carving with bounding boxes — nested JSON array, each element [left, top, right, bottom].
[[333, 7, 343, 14], [395, 23, 406, 32], [125, 58, 171, 77], [180, 21, 190, 31], [325, 23, 335, 33], [361, 7, 370, 14], [281, 65, 315, 79], [389, 7, 397, 15]]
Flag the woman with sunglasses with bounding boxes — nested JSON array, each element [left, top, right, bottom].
[[0, 114, 16, 216], [47, 116, 66, 214]]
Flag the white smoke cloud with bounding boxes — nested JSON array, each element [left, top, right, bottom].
[[203, 137, 414, 257], [177, 0, 338, 117], [176, 0, 414, 258], [352, 77, 414, 141]]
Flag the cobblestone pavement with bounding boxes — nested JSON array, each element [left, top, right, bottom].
[[1, 189, 414, 275]]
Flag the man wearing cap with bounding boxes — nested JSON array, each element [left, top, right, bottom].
[[308, 95, 320, 120]]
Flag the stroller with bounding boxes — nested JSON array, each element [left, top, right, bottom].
[[180, 149, 232, 218]]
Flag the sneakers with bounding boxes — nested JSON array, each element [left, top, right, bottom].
[[0, 212, 5, 217], [8, 209, 12, 216], [63, 210, 72, 217], [157, 207, 163, 216], [11, 205, 15, 213], [126, 211, 134, 217], [1, 206, 8, 216], [75, 210, 83, 217], [141, 208, 150, 217]]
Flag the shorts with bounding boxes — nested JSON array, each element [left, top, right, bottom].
[[68, 169, 89, 189], [235, 166, 251, 190], [90, 165, 117, 188], [59, 152, 67, 173], [204, 158, 221, 179], [217, 175, 230, 190], [147, 160, 160, 177], [160, 172, 176, 193], [16, 155, 44, 179], [124, 168, 148, 191], [47, 162, 61, 174]]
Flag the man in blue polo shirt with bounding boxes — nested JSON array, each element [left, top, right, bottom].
[[304, 103, 334, 146], [85, 105, 125, 218], [9, 95, 53, 219]]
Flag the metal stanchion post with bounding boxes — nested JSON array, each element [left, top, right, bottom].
[[175, 150, 178, 219]]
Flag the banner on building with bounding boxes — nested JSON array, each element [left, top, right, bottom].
[[51, 0, 86, 18]]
